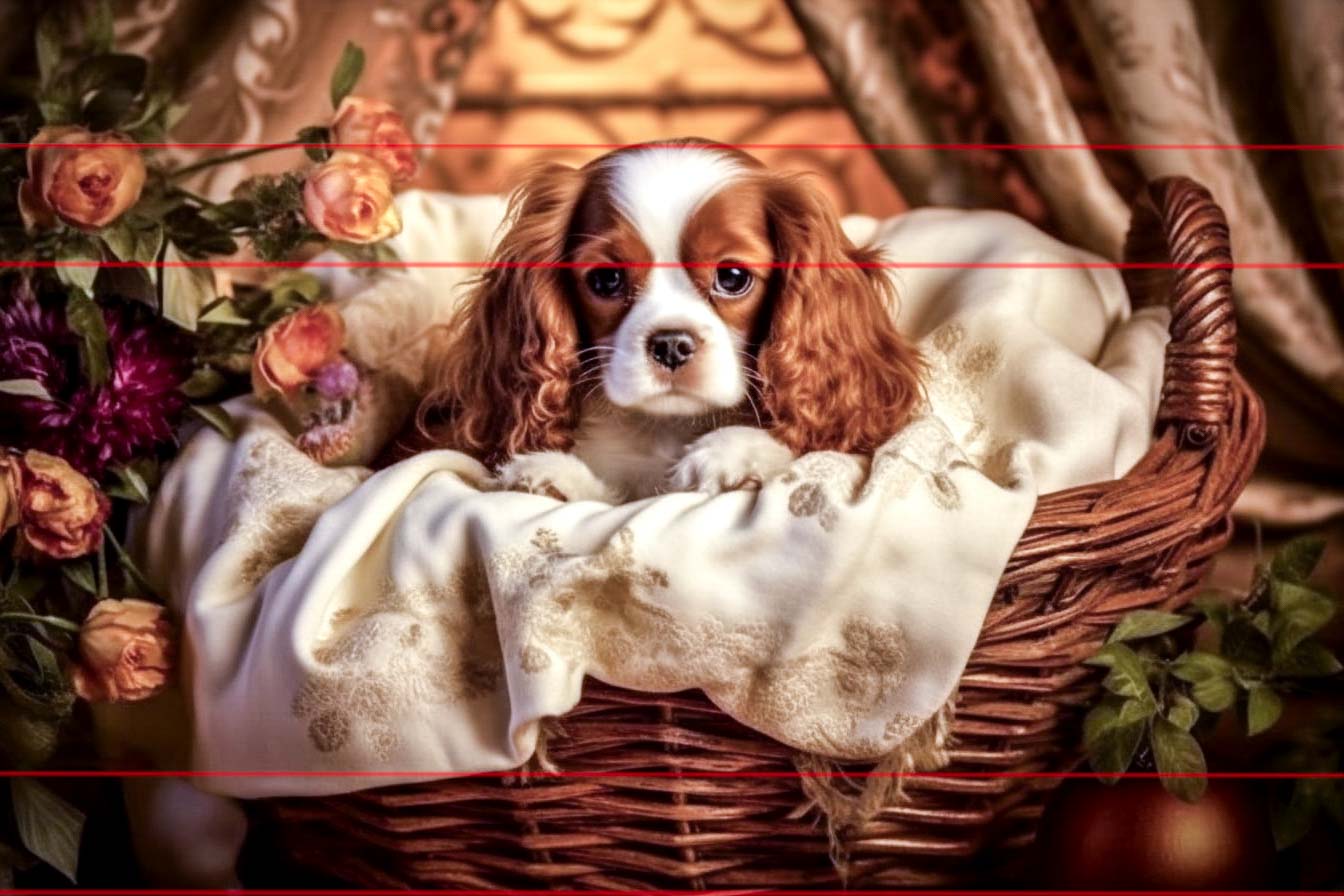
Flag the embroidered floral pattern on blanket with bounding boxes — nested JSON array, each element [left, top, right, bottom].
[[490, 526, 914, 758], [226, 436, 366, 589], [291, 558, 501, 759]]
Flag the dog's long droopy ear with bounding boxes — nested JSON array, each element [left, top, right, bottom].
[[419, 163, 586, 467], [756, 173, 923, 455]]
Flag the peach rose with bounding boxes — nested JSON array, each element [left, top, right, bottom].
[[302, 151, 402, 244], [251, 304, 348, 396], [18, 126, 146, 231], [0, 453, 19, 536], [13, 451, 110, 559], [331, 96, 418, 185], [70, 599, 174, 703]]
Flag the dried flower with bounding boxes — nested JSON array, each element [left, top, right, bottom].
[[70, 599, 174, 703], [251, 304, 347, 396], [302, 151, 401, 244], [18, 126, 146, 231], [0, 453, 19, 535], [0, 285, 191, 478], [331, 96, 418, 184], [12, 450, 110, 559]]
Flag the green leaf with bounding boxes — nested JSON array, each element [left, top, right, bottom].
[[1274, 639, 1344, 678], [60, 559, 97, 594], [1246, 685, 1283, 736], [36, 14, 63, 87], [1270, 580, 1337, 661], [1083, 697, 1146, 776], [76, 54, 149, 98], [177, 366, 226, 400], [1222, 616, 1272, 675], [101, 221, 163, 268], [1085, 643, 1156, 703], [1151, 715, 1207, 802], [105, 462, 152, 504], [1273, 780, 1324, 850], [64, 289, 110, 388], [85, 0, 115, 52], [11, 779, 84, 882], [1166, 693, 1200, 732], [161, 242, 218, 331], [1171, 644, 1231, 679], [267, 270, 323, 306], [1107, 610, 1192, 644], [329, 41, 365, 109], [199, 199, 258, 229], [1116, 694, 1159, 726], [1172, 651, 1238, 712], [55, 241, 100, 295], [0, 379, 53, 401], [189, 403, 237, 441], [1270, 535, 1326, 584], [199, 298, 252, 327], [1191, 592, 1232, 630], [82, 86, 138, 131], [297, 125, 332, 162]]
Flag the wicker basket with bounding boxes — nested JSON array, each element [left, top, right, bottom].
[[257, 177, 1265, 888]]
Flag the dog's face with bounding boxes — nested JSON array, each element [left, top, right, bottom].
[[568, 147, 772, 417], [420, 140, 923, 467]]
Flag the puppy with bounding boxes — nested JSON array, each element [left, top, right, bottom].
[[416, 139, 923, 501]]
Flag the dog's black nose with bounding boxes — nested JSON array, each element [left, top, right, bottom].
[[648, 330, 698, 370]]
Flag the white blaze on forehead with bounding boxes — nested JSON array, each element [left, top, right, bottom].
[[608, 147, 744, 261]]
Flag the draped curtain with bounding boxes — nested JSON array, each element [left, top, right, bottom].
[[13, 0, 1343, 554]]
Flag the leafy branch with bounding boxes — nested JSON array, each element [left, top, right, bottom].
[[1084, 535, 1341, 803]]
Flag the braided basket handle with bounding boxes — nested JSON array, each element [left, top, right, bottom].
[[1121, 177, 1238, 447]]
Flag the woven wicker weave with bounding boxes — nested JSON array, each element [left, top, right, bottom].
[[258, 177, 1265, 888]]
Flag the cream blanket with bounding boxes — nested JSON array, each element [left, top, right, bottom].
[[117, 193, 1168, 810]]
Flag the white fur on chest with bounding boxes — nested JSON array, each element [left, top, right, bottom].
[[572, 407, 709, 500]]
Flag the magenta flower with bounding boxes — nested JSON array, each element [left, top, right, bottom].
[[0, 281, 191, 479]]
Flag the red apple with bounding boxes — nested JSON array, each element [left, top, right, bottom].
[[1033, 778, 1276, 887]]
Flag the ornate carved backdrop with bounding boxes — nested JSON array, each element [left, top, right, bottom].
[[431, 0, 903, 216], [105, 0, 903, 216]]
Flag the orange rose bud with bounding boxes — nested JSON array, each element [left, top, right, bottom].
[[251, 304, 348, 396], [302, 151, 402, 244], [18, 126, 146, 231], [13, 450, 110, 559], [71, 599, 174, 703], [331, 95, 419, 185]]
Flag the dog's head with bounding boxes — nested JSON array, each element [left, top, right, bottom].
[[420, 140, 922, 466]]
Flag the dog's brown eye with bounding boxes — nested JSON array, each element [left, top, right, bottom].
[[585, 266, 625, 299], [713, 264, 753, 298]]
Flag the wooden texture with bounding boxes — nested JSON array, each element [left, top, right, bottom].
[[260, 178, 1265, 887]]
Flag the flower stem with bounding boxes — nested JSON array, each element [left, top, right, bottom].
[[169, 143, 304, 182], [0, 612, 81, 635], [96, 538, 109, 600], [102, 525, 160, 601]]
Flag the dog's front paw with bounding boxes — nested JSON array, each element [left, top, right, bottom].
[[495, 452, 619, 503], [667, 427, 795, 496]]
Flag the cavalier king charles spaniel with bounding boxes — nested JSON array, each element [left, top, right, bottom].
[[415, 139, 923, 501]]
